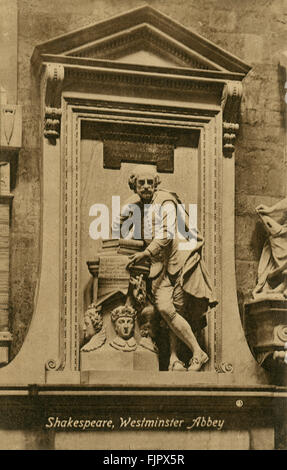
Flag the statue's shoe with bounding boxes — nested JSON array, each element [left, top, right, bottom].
[[187, 352, 209, 371], [169, 359, 186, 372]]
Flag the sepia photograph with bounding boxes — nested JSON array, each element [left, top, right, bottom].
[[0, 0, 286, 452]]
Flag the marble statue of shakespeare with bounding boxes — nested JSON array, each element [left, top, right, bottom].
[[112, 165, 217, 371]]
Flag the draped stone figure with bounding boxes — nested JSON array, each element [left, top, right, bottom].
[[253, 198, 287, 299], [244, 198, 287, 378]]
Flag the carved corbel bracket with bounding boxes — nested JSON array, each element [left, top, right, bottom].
[[43, 64, 64, 141], [244, 299, 287, 383], [221, 81, 242, 158]]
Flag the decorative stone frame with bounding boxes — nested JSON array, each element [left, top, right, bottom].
[[0, 6, 268, 386]]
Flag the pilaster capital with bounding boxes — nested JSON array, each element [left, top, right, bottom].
[[43, 63, 65, 141]]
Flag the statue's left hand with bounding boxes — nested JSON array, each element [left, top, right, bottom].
[[126, 251, 149, 268], [256, 204, 270, 215]]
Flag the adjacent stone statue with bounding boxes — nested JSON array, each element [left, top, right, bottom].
[[253, 198, 287, 299], [244, 198, 287, 382], [81, 304, 106, 352], [113, 164, 217, 371]]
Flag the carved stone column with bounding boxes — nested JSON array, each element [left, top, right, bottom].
[[0, 87, 21, 364]]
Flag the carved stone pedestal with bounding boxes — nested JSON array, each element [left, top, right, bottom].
[[84, 239, 158, 377], [81, 345, 158, 372]]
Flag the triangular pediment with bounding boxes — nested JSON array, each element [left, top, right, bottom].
[[31, 5, 250, 75], [65, 23, 221, 70]]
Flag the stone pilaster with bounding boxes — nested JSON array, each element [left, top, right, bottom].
[[0, 87, 21, 364]]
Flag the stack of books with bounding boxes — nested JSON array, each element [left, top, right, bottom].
[[101, 238, 144, 255]]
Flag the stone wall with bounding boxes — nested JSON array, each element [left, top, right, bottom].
[[8, 0, 287, 357]]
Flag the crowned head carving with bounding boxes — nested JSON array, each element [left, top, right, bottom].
[[111, 305, 137, 341]]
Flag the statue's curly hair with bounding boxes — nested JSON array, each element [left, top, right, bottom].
[[84, 304, 103, 333], [128, 173, 161, 193]]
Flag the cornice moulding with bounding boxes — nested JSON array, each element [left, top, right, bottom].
[[40, 54, 247, 82], [38, 59, 245, 104], [31, 5, 251, 77]]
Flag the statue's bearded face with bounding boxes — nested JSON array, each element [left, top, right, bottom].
[[115, 316, 134, 340], [135, 173, 156, 203]]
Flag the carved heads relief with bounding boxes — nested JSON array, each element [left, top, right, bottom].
[[110, 305, 137, 352], [138, 305, 156, 338], [81, 265, 161, 359], [129, 274, 158, 349], [83, 304, 103, 337], [111, 305, 136, 341], [81, 304, 106, 352]]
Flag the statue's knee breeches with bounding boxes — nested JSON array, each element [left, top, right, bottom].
[[152, 274, 176, 321], [172, 274, 185, 316]]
